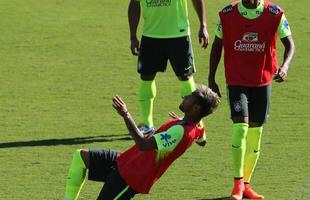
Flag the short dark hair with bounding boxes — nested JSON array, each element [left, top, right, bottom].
[[192, 85, 220, 117]]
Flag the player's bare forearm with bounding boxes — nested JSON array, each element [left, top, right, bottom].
[[122, 113, 157, 151], [208, 36, 223, 96], [128, 0, 140, 40], [192, 0, 209, 48], [122, 113, 145, 143], [112, 95, 156, 150], [208, 36, 222, 82], [274, 36, 295, 82], [192, 0, 207, 28], [280, 35, 295, 69]]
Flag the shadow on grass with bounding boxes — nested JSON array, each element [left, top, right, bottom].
[[0, 134, 132, 148], [196, 197, 230, 200]]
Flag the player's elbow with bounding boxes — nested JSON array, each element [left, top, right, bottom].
[[136, 143, 149, 151], [136, 138, 157, 151], [136, 142, 152, 151]]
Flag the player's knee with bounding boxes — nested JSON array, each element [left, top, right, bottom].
[[177, 75, 192, 81], [249, 122, 263, 127], [140, 74, 156, 81], [232, 116, 248, 124], [79, 149, 90, 168]]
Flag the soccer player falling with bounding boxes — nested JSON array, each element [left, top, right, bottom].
[[64, 85, 220, 200]]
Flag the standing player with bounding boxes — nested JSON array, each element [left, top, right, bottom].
[[208, 0, 295, 199], [128, 0, 209, 133], [64, 85, 220, 200]]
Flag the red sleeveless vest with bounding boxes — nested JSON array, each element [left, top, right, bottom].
[[220, 1, 283, 86], [116, 118, 204, 194]]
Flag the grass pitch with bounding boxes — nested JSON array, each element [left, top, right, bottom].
[[0, 0, 309, 199]]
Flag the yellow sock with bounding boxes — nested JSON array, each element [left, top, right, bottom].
[[244, 127, 263, 183], [139, 80, 156, 127], [232, 123, 249, 178], [179, 76, 196, 98], [64, 150, 86, 200]]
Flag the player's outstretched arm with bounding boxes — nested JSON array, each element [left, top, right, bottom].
[[112, 95, 157, 151], [274, 35, 295, 82]]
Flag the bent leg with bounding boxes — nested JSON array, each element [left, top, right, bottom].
[[96, 169, 137, 200]]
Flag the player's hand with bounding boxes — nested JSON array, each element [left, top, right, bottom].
[[273, 65, 288, 83], [199, 26, 209, 49], [130, 37, 140, 56], [168, 112, 181, 119], [112, 95, 129, 117], [208, 80, 221, 97]]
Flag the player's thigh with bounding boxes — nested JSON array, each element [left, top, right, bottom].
[[96, 168, 137, 200], [138, 36, 168, 75], [248, 85, 271, 125], [167, 36, 195, 77], [227, 85, 249, 121], [88, 148, 119, 182]]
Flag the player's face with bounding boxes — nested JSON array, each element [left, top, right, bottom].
[[242, 0, 260, 8], [179, 93, 198, 113]]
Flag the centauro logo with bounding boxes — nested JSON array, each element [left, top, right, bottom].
[[234, 32, 265, 52], [146, 0, 171, 7]]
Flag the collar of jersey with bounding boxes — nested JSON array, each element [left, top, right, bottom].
[[237, 0, 264, 19]]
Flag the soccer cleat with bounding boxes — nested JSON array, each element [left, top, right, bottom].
[[231, 178, 244, 200], [138, 124, 155, 135], [243, 183, 264, 199]]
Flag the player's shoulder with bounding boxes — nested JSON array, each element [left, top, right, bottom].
[[266, 2, 284, 15], [220, 3, 236, 15], [222, 4, 234, 15], [162, 124, 184, 136]]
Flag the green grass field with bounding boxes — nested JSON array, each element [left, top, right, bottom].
[[0, 0, 309, 199]]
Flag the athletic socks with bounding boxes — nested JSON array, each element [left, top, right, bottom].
[[179, 76, 196, 98], [244, 126, 263, 183], [138, 77, 194, 127], [139, 80, 156, 127], [64, 150, 87, 200], [231, 123, 249, 178]]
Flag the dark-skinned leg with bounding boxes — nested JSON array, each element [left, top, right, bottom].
[[242, 85, 270, 199]]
